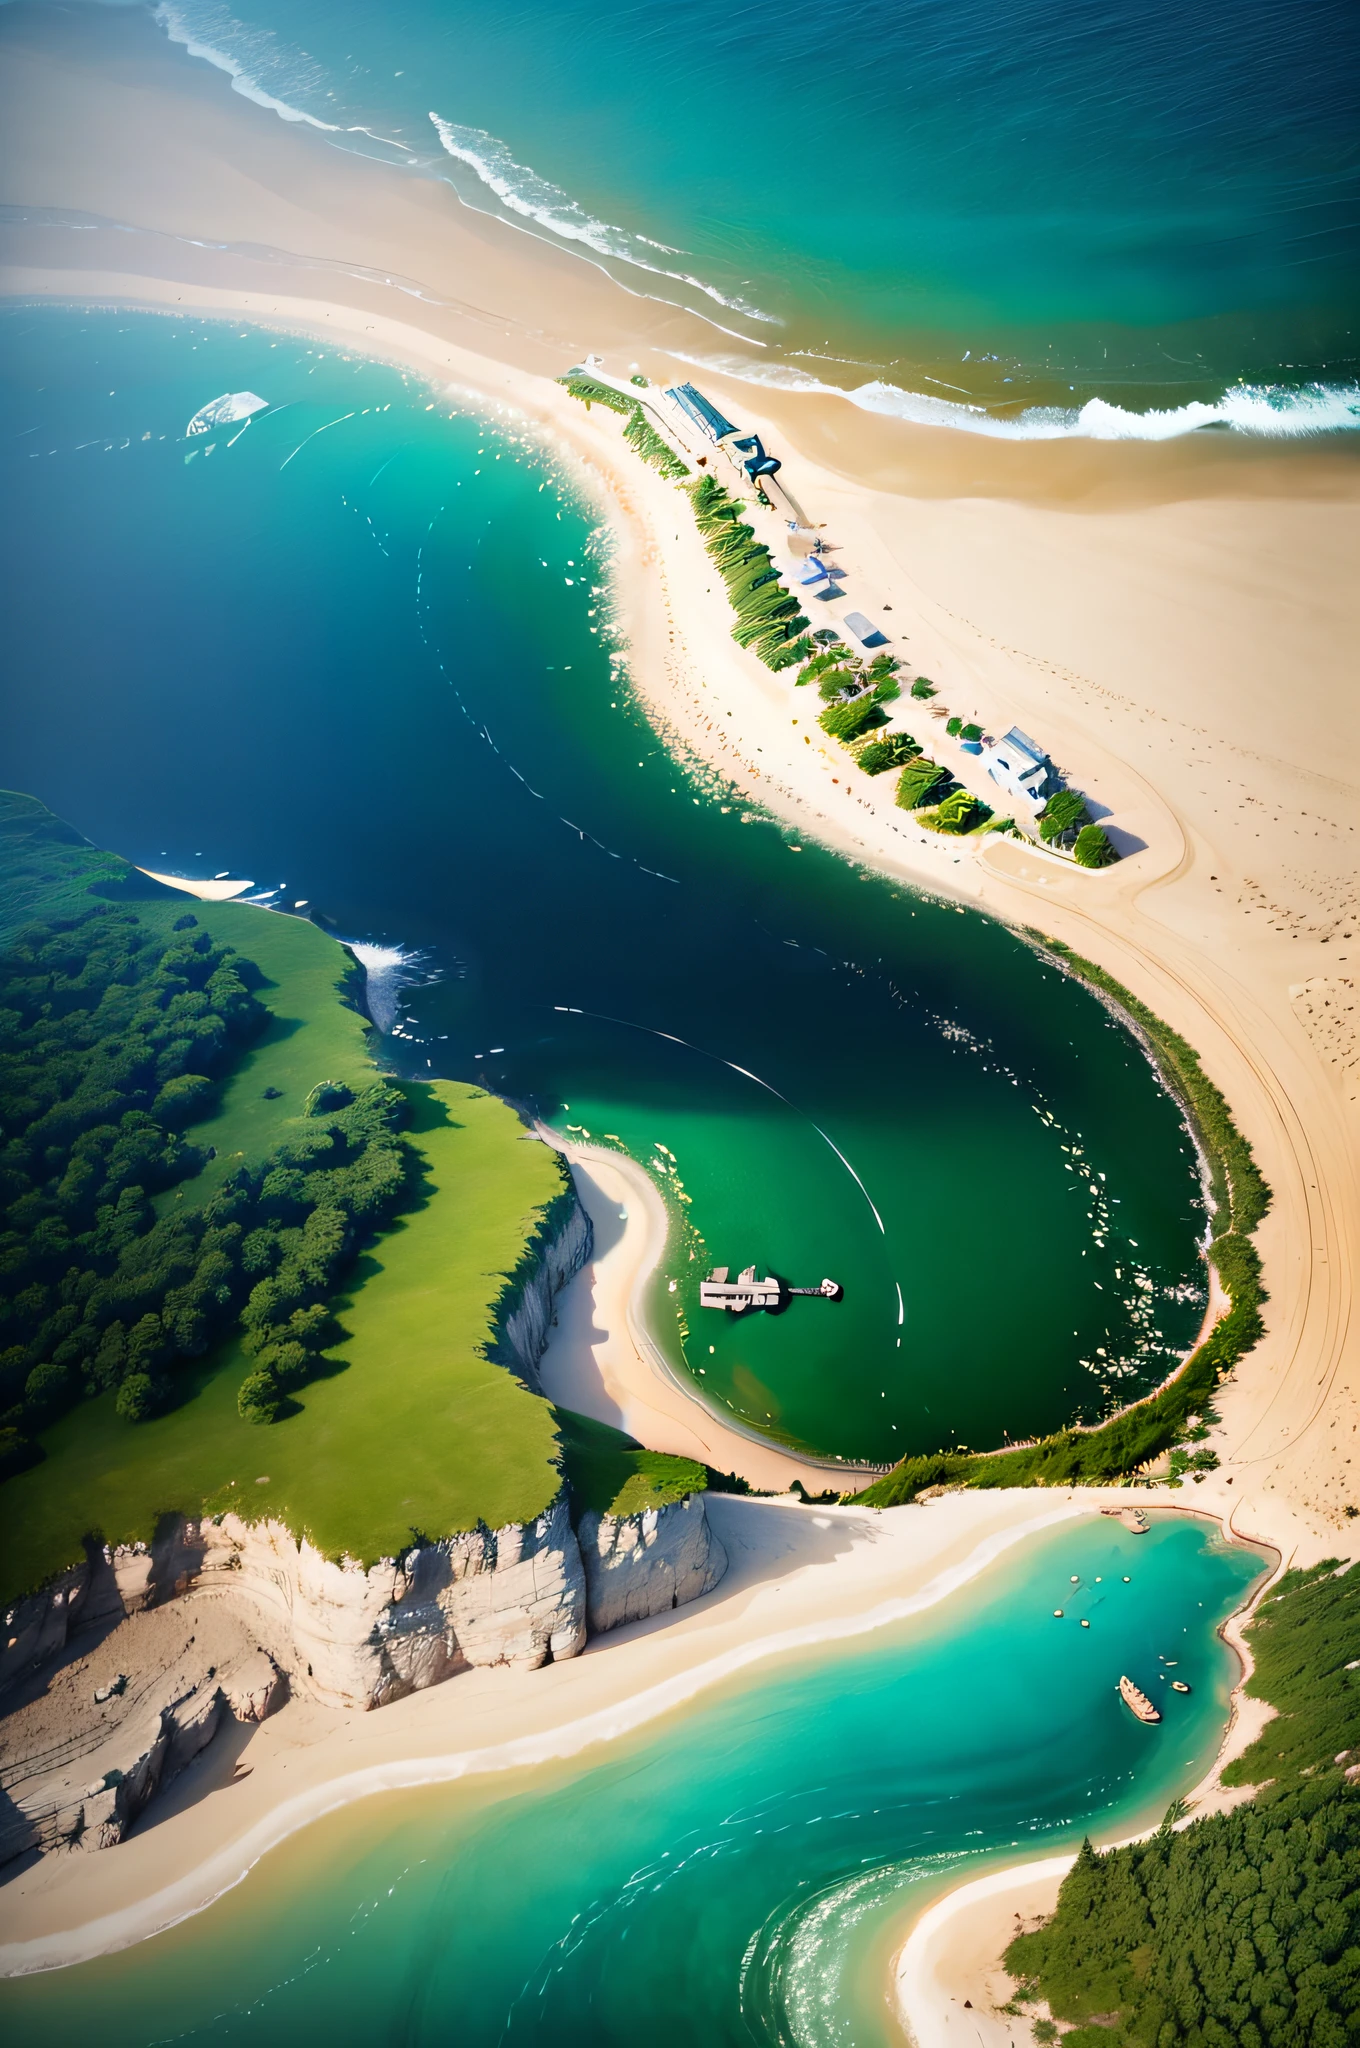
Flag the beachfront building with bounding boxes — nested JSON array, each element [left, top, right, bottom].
[[982, 725, 1061, 809], [666, 381, 739, 447]]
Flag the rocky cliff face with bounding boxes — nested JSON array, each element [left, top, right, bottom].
[[501, 1191, 593, 1389], [577, 1494, 727, 1634], [200, 1493, 587, 1710]]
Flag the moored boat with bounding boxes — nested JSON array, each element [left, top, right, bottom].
[[1171, 1680, 1191, 1694], [1119, 1675, 1161, 1723]]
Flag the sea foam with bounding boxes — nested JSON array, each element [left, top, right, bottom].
[[343, 940, 430, 1037], [427, 113, 778, 326], [673, 355, 1360, 441]]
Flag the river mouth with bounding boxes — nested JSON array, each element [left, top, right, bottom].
[[0, 307, 1208, 1464]]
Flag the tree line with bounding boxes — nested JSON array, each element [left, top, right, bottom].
[[0, 903, 414, 1472]]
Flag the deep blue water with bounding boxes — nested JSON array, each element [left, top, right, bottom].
[[136, 0, 1360, 433]]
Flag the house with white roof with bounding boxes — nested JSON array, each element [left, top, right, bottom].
[[982, 726, 1061, 809]]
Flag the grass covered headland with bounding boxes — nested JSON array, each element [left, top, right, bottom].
[[855, 941, 1271, 1505], [1005, 1561, 1360, 2046], [0, 793, 701, 1600]]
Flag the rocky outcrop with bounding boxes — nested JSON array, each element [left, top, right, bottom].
[[500, 1190, 593, 1389], [199, 1494, 586, 1711], [577, 1494, 727, 1633]]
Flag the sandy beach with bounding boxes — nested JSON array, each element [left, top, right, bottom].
[[2, 0, 1358, 2019]]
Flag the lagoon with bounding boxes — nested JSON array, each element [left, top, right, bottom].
[[0, 307, 1209, 1464]]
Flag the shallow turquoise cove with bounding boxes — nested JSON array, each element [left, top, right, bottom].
[[0, 309, 1211, 1463], [0, 1515, 1265, 2044]]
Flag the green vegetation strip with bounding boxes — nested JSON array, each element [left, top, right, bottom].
[[687, 475, 811, 671], [855, 953, 1270, 1505], [1005, 1561, 1360, 2046], [553, 1407, 706, 1523]]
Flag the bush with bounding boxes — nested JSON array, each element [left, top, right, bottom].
[[557, 371, 633, 416], [237, 1370, 282, 1424], [922, 790, 992, 833], [1073, 823, 1118, 868], [114, 1371, 161, 1423], [1039, 788, 1089, 843], [946, 715, 963, 736], [622, 404, 690, 480], [817, 665, 860, 702], [152, 1073, 217, 1127], [820, 698, 882, 743], [910, 677, 937, 699], [960, 722, 982, 742], [896, 759, 953, 810], [855, 733, 920, 776]]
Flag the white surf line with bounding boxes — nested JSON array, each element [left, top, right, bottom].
[[0, 1499, 1097, 1979]]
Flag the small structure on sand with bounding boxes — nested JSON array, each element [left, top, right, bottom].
[[982, 726, 1061, 809], [699, 1266, 843, 1313]]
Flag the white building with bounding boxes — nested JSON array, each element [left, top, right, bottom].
[[983, 726, 1061, 809]]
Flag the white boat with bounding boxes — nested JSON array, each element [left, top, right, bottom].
[[1171, 1680, 1191, 1694], [1119, 1675, 1161, 1723]]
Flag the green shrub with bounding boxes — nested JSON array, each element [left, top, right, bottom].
[[557, 372, 633, 416], [896, 759, 953, 809], [114, 1372, 160, 1423], [910, 677, 937, 699], [960, 722, 982, 742], [152, 1073, 218, 1128], [871, 676, 902, 704], [817, 665, 860, 702], [820, 698, 882, 743], [1039, 788, 1089, 843], [946, 715, 963, 736], [622, 404, 690, 480], [922, 790, 993, 833], [1073, 824, 1118, 868], [237, 1369, 282, 1425], [855, 733, 921, 776]]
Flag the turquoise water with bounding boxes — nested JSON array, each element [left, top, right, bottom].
[[0, 308, 1211, 1465], [0, 1516, 1265, 2043], [122, 0, 1360, 431]]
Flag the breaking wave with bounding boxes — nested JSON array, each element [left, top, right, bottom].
[[343, 940, 431, 1037], [427, 113, 779, 325], [671, 355, 1360, 441]]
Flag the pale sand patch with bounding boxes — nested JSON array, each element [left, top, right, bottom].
[[137, 868, 254, 900], [538, 1135, 884, 1493]]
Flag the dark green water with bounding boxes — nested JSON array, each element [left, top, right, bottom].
[[0, 1515, 1264, 2044], [0, 308, 1209, 1463]]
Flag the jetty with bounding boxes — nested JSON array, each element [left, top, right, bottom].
[[699, 1266, 843, 1314]]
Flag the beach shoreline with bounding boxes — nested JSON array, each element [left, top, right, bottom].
[[1, 4, 1358, 2018], [892, 1523, 1286, 2046]]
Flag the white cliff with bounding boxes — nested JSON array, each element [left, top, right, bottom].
[[577, 1493, 727, 1633]]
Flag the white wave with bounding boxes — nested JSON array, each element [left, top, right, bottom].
[[154, 2, 342, 129], [344, 940, 429, 1037], [428, 112, 779, 326], [669, 353, 1360, 441]]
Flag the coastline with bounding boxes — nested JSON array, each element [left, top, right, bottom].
[[892, 1526, 1286, 2046], [539, 1134, 886, 1493], [0, 1489, 1138, 1975], [1, 5, 1358, 2017]]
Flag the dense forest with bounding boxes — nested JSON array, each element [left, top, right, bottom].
[[0, 898, 414, 1468], [1006, 1562, 1360, 2046]]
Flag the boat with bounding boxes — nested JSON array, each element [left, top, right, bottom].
[[1119, 1675, 1161, 1723], [1171, 1680, 1191, 1694]]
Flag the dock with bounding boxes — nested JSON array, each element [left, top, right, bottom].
[[698, 1266, 843, 1313]]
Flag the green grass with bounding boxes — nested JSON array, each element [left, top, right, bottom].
[[554, 1407, 706, 1523], [1, 1081, 574, 1595]]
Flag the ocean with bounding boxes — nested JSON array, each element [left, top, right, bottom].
[[140, 0, 1360, 437], [1, 307, 1212, 1466], [0, 1516, 1266, 2045]]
